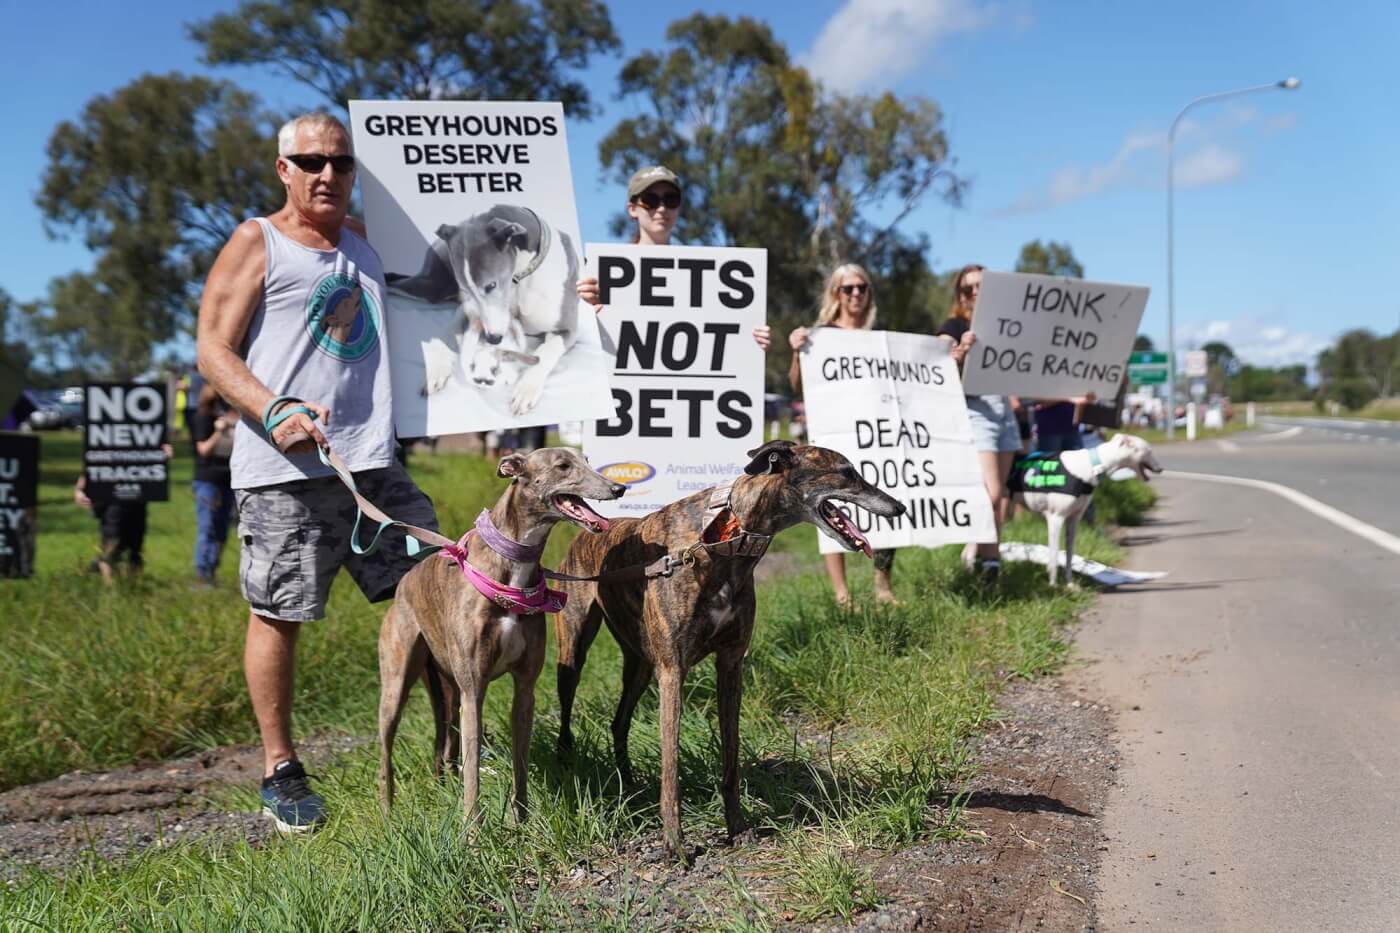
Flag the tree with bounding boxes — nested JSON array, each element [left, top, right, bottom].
[[597, 14, 964, 387], [1133, 334, 1155, 351], [191, 0, 619, 117], [1014, 240, 1084, 278], [1200, 340, 1240, 397], [1317, 328, 1398, 399], [33, 74, 282, 378]]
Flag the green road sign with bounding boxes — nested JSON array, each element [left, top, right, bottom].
[[1128, 351, 1168, 365], [1129, 365, 1168, 385]]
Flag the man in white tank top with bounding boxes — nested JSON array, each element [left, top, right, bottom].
[[196, 112, 439, 835]]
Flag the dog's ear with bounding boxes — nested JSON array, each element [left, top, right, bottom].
[[436, 223, 457, 242], [497, 453, 528, 480], [486, 219, 528, 250], [743, 440, 799, 475]]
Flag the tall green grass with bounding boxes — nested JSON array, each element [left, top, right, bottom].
[[0, 432, 1153, 928]]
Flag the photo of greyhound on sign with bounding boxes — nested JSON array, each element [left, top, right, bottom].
[[384, 203, 583, 414], [349, 100, 613, 437]]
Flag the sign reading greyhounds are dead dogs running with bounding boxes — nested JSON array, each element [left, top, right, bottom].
[[349, 100, 614, 437], [83, 383, 169, 502], [0, 433, 39, 578], [962, 272, 1150, 400], [583, 245, 766, 517], [800, 329, 996, 552]]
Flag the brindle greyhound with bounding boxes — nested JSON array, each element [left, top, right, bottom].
[[554, 440, 906, 859], [378, 447, 624, 822]]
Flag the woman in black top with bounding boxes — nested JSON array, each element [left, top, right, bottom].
[[191, 383, 235, 584]]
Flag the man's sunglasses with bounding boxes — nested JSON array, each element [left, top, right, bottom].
[[634, 190, 682, 210], [839, 283, 870, 296], [285, 153, 357, 175]]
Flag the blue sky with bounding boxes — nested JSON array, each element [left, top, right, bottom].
[[3, 0, 1395, 368]]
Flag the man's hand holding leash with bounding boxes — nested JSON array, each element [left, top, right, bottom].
[[264, 397, 331, 455]]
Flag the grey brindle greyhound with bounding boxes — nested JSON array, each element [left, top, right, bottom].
[[553, 440, 906, 860], [378, 447, 624, 823]]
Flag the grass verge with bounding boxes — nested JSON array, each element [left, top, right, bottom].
[[1, 432, 1156, 928]]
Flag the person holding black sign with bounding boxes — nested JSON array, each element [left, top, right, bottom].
[[190, 383, 235, 586], [938, 264, 1021, 583], [788, 263, 898, 607], [576, 166, 772, 351], [74, 444, 173, 582]]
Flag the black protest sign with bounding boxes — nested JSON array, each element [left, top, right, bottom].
[[962, 272, 1150, 399], [0, 432, 39, 578], [83, 383, 169, 502], [583, 244, 767, 517]]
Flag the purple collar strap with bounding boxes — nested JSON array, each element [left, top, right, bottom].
[[474, 510, 546, 563], [438, 532, 567, 615]]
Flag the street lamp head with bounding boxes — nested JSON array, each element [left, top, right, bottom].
[[1279, 77, 1301, 90]]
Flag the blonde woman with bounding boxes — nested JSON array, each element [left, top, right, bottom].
[[937, 263, 1021, 582], [789, 263, 895, 606]]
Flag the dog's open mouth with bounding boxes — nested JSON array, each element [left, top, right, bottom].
[[553, 494, 611, 533], [818, 499, 873, 558]]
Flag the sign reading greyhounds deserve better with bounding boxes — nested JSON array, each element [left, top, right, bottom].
[[83, 383, 168, 502], [349, 100, 614, 436], [0, 432, 39, 578], [800, 329, 996, 552], [583, 245, 766, 517], [962, 271, 1150, 399]]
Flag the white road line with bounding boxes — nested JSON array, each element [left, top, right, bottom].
[[1257, 426, 1304, 441], [1216, 439, 1241, 452], [1171, 471, 1400, 558]]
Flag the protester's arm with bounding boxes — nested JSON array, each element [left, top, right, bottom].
[[575, 276, 605, 315], [193, 414, 229, 458], [752, 325, 771, 351], [73, 474, 91, 508], [196, 220, 329, 453], [787, 326, 810, 393]]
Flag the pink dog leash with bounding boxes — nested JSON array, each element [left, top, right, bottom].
[[437, 531, 567, 615]]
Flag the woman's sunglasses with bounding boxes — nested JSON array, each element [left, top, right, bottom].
[[634, 190, 682, 211], [959, 282, 981, 296], [285, 153, 357, 175], [839, 283, 870, 296]]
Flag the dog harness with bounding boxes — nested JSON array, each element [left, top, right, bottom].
[[1007, 450, 1101, 497], [435, 512, 568, 614]]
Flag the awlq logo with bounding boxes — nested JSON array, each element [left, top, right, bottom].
[[583, 245, 767, 517], [0, 433, 39, 577], [83, 383, 169, 502]]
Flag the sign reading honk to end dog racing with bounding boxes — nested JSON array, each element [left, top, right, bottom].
[[583, 244, 767, 518], [962, 271, 1150, 400]]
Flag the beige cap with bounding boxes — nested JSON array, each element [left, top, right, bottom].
[[627, 165, 681, 199]]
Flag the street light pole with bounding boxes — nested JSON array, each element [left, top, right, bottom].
[[1166, 77, 1300, 439]]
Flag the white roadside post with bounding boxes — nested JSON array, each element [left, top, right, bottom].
[[1247, 402, 1256, 427], [1186, 402, 1198, 441]]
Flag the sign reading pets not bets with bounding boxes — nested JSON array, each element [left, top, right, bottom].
[[582, 245, 766, 517], [349, 100, 613, 437], [962, 272, 1150, 399], [0, 432, 39, 578], [799, 329, 996, 552], [83, 383, 168, 502]]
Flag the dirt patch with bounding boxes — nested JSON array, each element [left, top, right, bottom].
[[0, 736, 362, 883], [0, 682, 1115, 932]]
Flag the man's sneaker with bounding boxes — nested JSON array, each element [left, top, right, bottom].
[[261, 759, 326, 835]]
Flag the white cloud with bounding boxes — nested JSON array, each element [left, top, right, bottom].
[[1000, 109, 1292, 215], [1177, 319, 1330, 368], [802, 0, 1016, 94]]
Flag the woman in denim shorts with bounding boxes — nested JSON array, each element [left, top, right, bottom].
[[937, 264, 1022, 581]]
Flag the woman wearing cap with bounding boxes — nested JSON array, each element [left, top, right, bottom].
[[937, 263, 1022, 583], [788, 263, 897, 607], [577, 166, 771, 350]]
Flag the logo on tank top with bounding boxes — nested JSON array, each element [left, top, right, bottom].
[[305, 272, 381, 363]]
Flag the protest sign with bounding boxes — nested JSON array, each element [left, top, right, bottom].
[[800, 329, 996, 553], [962, 272, 1149, 399], [582, 245, 766, 516], [0, 433, 39, 578], [83, 383, 168, 502], [348, 100, 614, 437]]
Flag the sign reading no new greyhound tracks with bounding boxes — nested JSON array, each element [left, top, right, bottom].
[[962, 271, 1150, 399], [349, 100, 614, 437], [583, 245, 766, 517], [83, 383, 169, 502], [800, 330, 996, 553]]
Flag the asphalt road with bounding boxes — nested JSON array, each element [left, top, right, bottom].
[[1081, 421, 1400, 930]]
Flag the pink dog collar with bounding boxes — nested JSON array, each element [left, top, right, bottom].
[[438, 533, 567, 614]]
